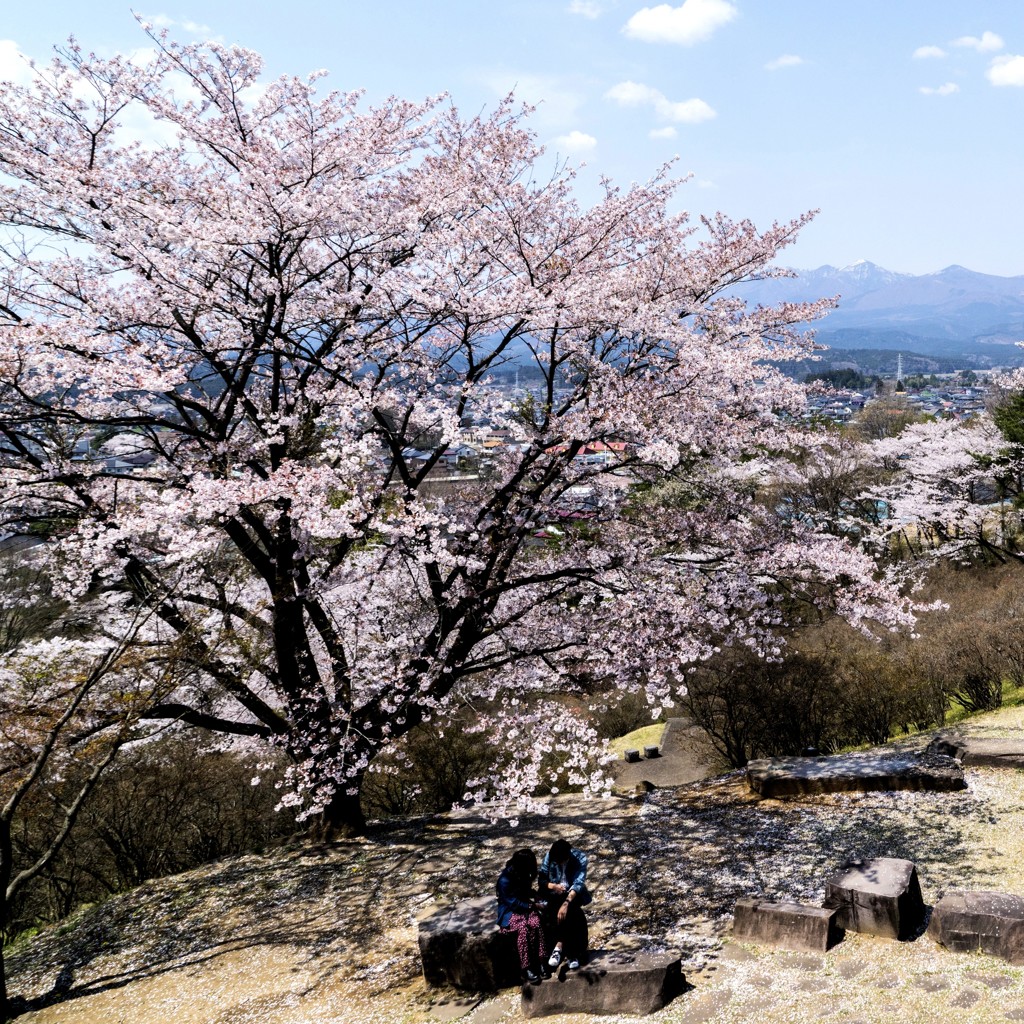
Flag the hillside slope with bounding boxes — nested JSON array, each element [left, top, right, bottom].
[[9, 708, 1024, 1023]]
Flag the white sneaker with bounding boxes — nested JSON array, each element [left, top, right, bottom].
[[567, 958, 580, 970], [547, 950, 562, 968]]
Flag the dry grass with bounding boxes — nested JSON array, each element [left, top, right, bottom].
[[607, 723, 667, 758], [8, 706, 1024, 1023]]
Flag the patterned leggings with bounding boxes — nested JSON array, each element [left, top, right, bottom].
[[502, 911, 548, 970]]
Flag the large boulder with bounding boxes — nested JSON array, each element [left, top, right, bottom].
[[824, 857, 925, 940], [746, 751, 965, 798], [418, 896, 520, 990], [732, 898, 843, 952], [927, 891, 1024, 964], [927, 733, 1024, 769], [520, 949, 683, 1018]]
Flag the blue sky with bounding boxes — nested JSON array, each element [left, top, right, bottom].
[[3, 1, 1024, 276]]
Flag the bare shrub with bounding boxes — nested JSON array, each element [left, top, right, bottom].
[[682, 618, 953, 768], [5, 734, 296, 938], [931, 620, 1004, 713], [361, 718, 491, 820], [591, 689, 660, 740], [682, 646, 843, 767]]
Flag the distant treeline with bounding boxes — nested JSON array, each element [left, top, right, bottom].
[[803, 368, 880, 390], [777, 347, 1005, 380]]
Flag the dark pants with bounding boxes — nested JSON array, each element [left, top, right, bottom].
[[544, 894, 589, 962]]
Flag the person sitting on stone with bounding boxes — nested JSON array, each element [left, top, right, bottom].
[[540, 838, 591, 970], [496, 848, 549, 984]]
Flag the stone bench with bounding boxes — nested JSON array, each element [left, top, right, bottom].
[[521, 949, 683, 1018], [417, 896, 520, 990], [746, 751, 966, 798], [732, 898, 842, 952], [927, 733, 1024, 769], [824, 857, 925, 940], [928, 890, 1024, 964]]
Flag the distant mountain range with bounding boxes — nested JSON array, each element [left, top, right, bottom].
[[735, 261, 1024, 366]]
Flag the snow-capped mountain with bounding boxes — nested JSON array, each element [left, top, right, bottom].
[[736, 261, 1024, 349]]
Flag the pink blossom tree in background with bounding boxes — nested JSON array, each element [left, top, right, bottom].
[[865, 418, 1006, 558], [862, 389, 1024, 562], [0, 31, 915, 834]]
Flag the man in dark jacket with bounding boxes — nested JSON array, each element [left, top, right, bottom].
[[539, 839, 591, 969]]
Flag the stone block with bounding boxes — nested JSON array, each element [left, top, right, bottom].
[[521, 949, 683, 1018], [643, 745, 660, 759], [732, 898, 843, 952], [927, 890, 1024, 964], [927, 733, 1024, 769], [824, 857, 925, 940], [623, 748, 641, 763], [746, 751, 965, 798], [418, 896, 520, 990]]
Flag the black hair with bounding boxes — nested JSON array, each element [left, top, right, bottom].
[[549, 839, 571, 863], [506, 847, 537, 878]]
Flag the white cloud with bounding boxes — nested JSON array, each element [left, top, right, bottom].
[[606, 79, 716, 123], [0, 40, 35, 87], [553, 129, 597, 151], [913, 45, 947, 59], [141, 13, 213, 35], [607, 80, 661, 106], [568, 0, 603, 17], [952, 31, 1004, 53], [919, 82, 960, 96], [764, 54, 804, 71], [649, 125, 678, 139], [660, 96, 716, 122], [623, 0, 737, 46], [988, 54, 1024, 87]]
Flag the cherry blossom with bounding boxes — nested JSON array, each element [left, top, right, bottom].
[[0, 30, 912, 832], [863, 415, 1021, 561]]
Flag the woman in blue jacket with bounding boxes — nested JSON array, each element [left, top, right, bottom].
[[539, 839, 591, 970], [496, 848, 549, 983]]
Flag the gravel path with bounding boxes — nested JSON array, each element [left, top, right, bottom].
[[609, 718, 716, 792]]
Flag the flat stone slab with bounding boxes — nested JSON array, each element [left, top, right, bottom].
[[927, 733, 1024, 769], [928, 891, 1024, 964], [732, 898, 843, 952], [521, 949, 683, 1017], [746, 750, 965, 798], [418, 896, 519, 991], [824, 857, 925, 940]]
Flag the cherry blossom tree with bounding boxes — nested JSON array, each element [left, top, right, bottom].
[[763, 425, 887, 542], [0, 30, 915, 834], [864, 414, 1024, 560]]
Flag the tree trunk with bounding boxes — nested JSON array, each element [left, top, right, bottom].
[[0, 938, 8, 1024], [315, 783, 366, 838], [0, 817, 10, 1023]]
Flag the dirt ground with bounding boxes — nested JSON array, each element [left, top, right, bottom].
[[9, 708, 1024, 1024]]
